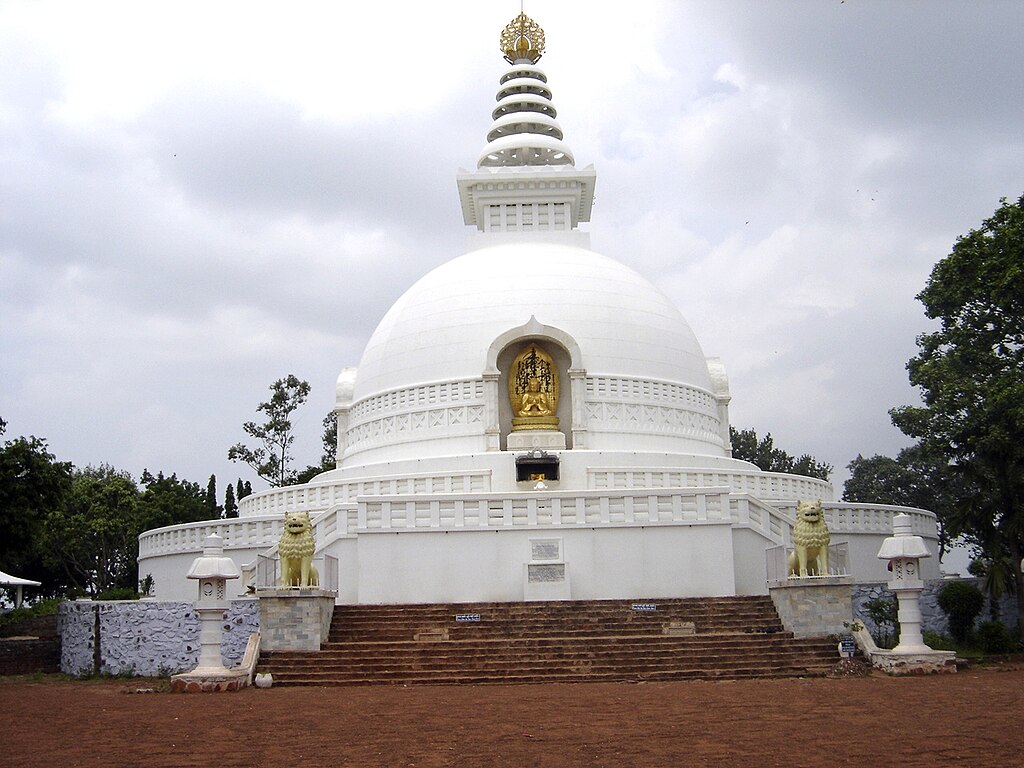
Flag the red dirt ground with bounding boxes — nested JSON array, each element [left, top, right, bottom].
[[2, 665, 1022, 768]]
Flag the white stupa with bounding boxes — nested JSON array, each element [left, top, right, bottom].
[[139, 13, 940, 602]]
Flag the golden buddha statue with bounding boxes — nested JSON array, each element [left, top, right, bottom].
[[509, 344, 559, 431], [518, 377, 553, 416]]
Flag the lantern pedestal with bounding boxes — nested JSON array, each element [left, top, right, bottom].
[[867, 514, 957, 675], [171, 533, 250, 692]]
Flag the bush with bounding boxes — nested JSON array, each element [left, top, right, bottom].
[[977, 621, 1018, 654], [0, 598, 61, 631], [937, 580, 985, 643], [864, 597, 898, 648], [94, 587, 139, 601], [922, 630, 955, 651]]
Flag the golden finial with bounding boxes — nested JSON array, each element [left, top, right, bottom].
[[500, 12, 545, 64]]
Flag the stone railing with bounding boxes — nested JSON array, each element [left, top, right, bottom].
[[237, 470, 493, 517], [765, 542, 851, 582], [254, 553, 340, 592], [355, 487, 739, 531], [771, 501, 937, 537], [588, 467, 834, 502], [138, 516, 286, 559], [729, 494, 793, 545]]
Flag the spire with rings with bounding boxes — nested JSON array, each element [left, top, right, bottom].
[[478, 12, 575, 168]]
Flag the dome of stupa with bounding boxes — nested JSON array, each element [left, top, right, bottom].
[[353, 243, 713, 400]]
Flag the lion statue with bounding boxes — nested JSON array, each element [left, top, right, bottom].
[[278, 510, 319, 588], [787, 499, 830, 577]]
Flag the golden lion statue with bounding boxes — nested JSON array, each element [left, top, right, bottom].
[[787, 500, 830, 577], [278, 510, 319, 588]]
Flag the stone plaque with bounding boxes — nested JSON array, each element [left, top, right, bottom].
[[531, 539, 561, 561], [528, 564, 566, 583]]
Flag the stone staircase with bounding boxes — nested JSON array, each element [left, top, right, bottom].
[[258, 596, 840, 686]]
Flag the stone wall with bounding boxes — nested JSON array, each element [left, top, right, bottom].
[[768, 578, 853, 638], [58, 598, 258, 677], [852, 578, 1019, 638], [257, 590, 335, 651]]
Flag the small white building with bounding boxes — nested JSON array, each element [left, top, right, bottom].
[[138, 13, 939, 603]]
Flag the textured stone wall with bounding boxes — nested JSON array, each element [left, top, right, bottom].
[[852, 577, 1019, 638], [258, 590, 335, 651], [769, 579, 853, 638], [58, 599, 258, 677]]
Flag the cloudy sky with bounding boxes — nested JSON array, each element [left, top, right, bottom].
[[2, 0, 1022, 511]]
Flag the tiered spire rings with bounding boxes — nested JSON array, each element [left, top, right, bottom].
[[479, 12, 573, 168]]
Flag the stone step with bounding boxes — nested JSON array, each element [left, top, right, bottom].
[[263, 662, 834, 687], [257, 596, 839, 686], [261, 651, 837, 675], [309, 632, 820, 652]]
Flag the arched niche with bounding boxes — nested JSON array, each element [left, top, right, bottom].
[[483, 316, 586, 451]]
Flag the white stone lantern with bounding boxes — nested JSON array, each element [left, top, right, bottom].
[[185, 533, 240, 674], [876, 513, 932, 653]]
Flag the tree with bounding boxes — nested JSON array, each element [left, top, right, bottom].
[[891, 193, 1024, 638], [204, 474, 221, 519], [223, 482, 238, 518], [0, 426, 73, 597], [236, 478, 252, 500], [842, 445, 967, 559], [138, 470, 209, 531], [729, 427, 832, 480], [42, 465, 141, 596], [228, 374, 311, 487], [321, 410, 338, 468], [294, 410, 340, 484]]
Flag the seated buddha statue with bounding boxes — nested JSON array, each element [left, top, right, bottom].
[[517, 377, 553, 417]]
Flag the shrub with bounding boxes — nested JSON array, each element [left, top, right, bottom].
[[95, 587, 139, 601], [937, 580, 985, 644], [977, 621, 1018, 654], [922, 630, 955, 651], [864, 597, 898, 648]]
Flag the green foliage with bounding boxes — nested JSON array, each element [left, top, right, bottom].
[[843, 445, 968, 559], [204, 474, 221, 519], [0, 597, 61, 631], [921, 630, 956, 652], [891, 193, 1024, 638], [42, 465, 141, 596], [937, 580, 986, 644], [228, 374, 312, 487], [729, 427, 832, 480], [95, 587, 139, 601], [138, 469, 209, 530], [321, 410, 337, 466], [138, 574, 155, 597], [969, 554, 1016, 621], [236, 478, 252, 500], [864, 597, 899, 648], [0, 428, 74, 596], [293, 410, 340, 485], [977, 620, 1019, 654], [223, 482, 238, 518]]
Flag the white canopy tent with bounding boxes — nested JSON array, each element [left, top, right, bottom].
[[0, 570, 42, 609]]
